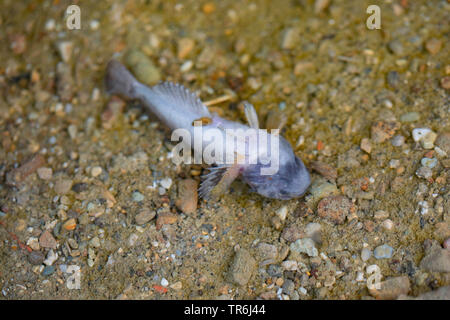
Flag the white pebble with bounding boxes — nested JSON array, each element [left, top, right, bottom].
[[160, 177, 172, 189], [389, 159, 400, 168], [412, 128, 432, 142], [298, 287, 307, 295], [276, 206, 288, 221], [45, 19, 56, 31], [91, 166, 103, 177], [90, 20, 100, 30], [381, 219, 394, 230], [161, 278, 169, 287]]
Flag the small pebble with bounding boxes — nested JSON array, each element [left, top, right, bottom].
[[161, 278, 169, 287], [39, 230, 57, 249], [156, 211, 178, 230], [125, 49, 161, 85], [290, 238, 318, 257], [421, 157, 437, 169], [425, 38, 442, 55], [170, 281, 183, 290], [43, 249, 58, 266], [56, 41, 74, 62], [371, 121, 399, 143], [435, 132, 450, 155], [441, 76, 450, 90], [132, 191, 145, 202], [381, 219, 394, 231], [400, 112, 420, 122], [317, 195, 355, 225], [416, 166, 432, 180], [135, 208, 156, 225], [275, 206, 288, 221], [360, 138, 372, 153], [54, 179, 73, 195], [160, 177, 172, 189], [412, 128, 437, 149], [369, 276, 410, 300], [228, 249, 257, 286], [374, 244, 394, 259], [62, 218, 77, 231], [387, 40, 404, 55], [91, 166, 103, 177], [389, 159, 400, 168], [391, 135, 405, 147], [90, 236, 101, 248], [37, 167, 53, 180], [281, 28, 298, 50], [175, 179, 198, 214], [361, 248, 372, 261], [42, 265, 55, 276], [177, 38, 195, 59], [443, 238, 450, 250], [28, 251, 45, 265]]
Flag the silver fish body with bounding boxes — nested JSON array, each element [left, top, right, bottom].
[[105, 60, 310, 200]]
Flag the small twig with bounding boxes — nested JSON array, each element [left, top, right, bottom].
[[204, 95, 232, 106]]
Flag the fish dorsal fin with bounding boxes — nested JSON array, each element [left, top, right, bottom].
[[151, 81, 210, 117]]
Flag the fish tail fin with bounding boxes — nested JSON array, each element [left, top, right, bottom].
[[104, 60, 139, 99]]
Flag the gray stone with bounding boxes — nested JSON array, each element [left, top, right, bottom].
[[290, 238, 318, 257], [361, 248, 372, 261], [132, 191, 145, 202], [228, 249, 257, 286], [374, 244, 394, 259], [420, 247, 450, 273], [135, 208, 156, 225]]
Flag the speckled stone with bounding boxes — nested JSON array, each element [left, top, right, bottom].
[[374, 244, 394, 259]]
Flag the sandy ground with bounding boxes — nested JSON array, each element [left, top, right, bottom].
[[0, 0, 449, 300]]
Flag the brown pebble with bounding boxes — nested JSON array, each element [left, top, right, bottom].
[[28, 251, 45, 265], [135, 208, 156, 225], [6, 154, 45, 186], [443, 238, 450, 250], [317, 195, 355, 225], [310, 161, 337, 181], [425, 38, 442, 55], [369, 276, 410, 300], [102, 96, 126, 129], [371, 121, 400, 143], [177, 38, 195, 60], [39, 230, 57, 249], [360, 138, 372, 154], [62, 218, 77, 231], [9, 33, 26, 54], [54, 179, 73, 195], [175, 179, 198, 214], [56, 62, 74, 102], [441, 77, 450, 90], [364, 220, 375, 232], [259, 291, 277, 300], [281, 224, 304, 242], [156, 211, 178, 230], [202, 2, 215, 14]]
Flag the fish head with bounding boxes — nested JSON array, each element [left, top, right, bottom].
[[242, 136, 311, 200]]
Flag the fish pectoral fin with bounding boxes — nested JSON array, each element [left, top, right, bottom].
[[243, 101, 259, 129], [198, 164, 241, 200]]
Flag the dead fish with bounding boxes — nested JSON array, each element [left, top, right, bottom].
[[104, 60, 310, 200]]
